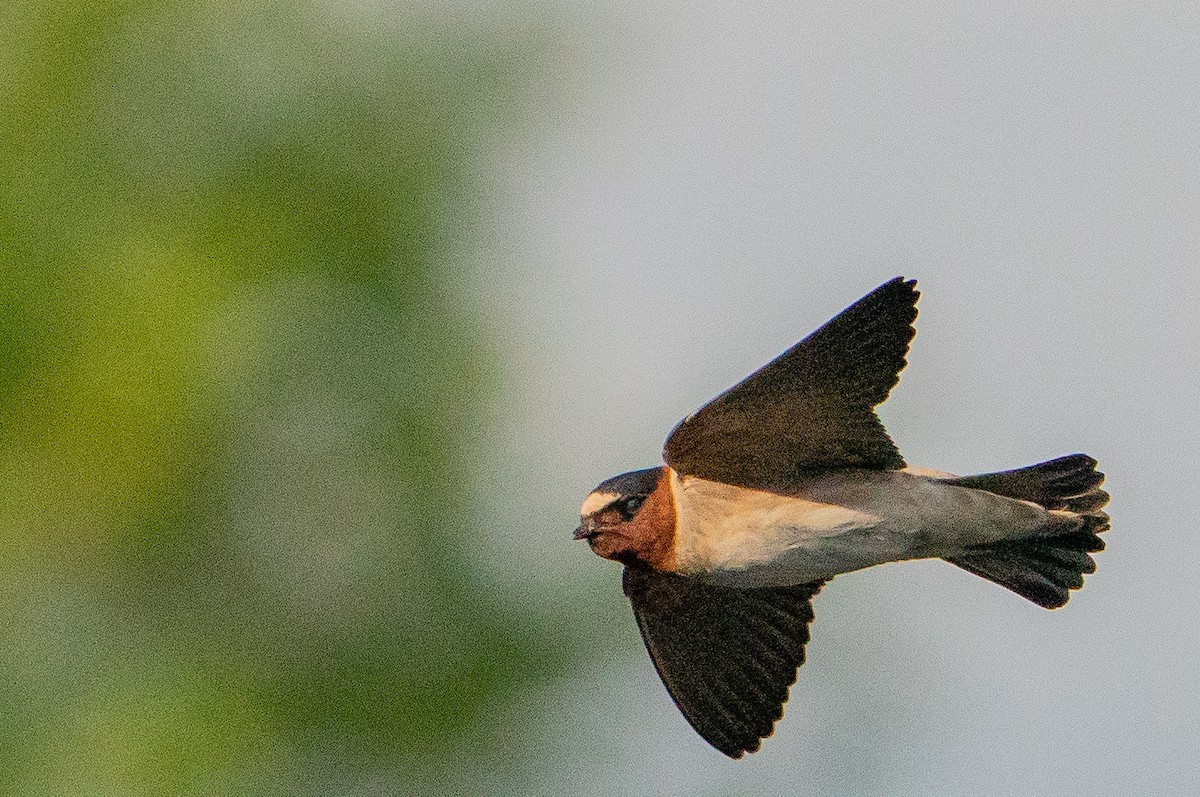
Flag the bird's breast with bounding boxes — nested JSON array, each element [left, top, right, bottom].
[[668, 473, 889, 585], [668, 469, 1047, 587]]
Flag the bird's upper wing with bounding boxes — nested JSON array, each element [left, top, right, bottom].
[[622, 565, 824, 758], [663, 277, 919, 490]]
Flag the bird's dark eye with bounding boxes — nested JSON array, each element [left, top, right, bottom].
[[617, 495, 646, 520]]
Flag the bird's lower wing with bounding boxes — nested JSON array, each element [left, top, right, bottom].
[[622, 566, 824, 758]]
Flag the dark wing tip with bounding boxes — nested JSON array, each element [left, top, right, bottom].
[[875, 275, 921, 327], [876, 275, 918, 296], [718, 738, 755, 760], [885, 274, 918, 290]]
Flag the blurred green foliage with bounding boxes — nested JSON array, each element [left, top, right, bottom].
[[0, 3, 554, 793]]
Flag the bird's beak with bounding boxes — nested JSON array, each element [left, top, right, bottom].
[[573, 519, 596, 540]]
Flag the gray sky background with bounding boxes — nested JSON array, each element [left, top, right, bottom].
[[470, 4, 1197, 794]]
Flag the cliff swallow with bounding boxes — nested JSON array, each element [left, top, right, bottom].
[[574, 277, 1109, 758]]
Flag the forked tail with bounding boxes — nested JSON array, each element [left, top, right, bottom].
[[940, 454, 1110, 609]]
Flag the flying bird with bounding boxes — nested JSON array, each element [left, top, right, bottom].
[[574, 277, 1109, 758]]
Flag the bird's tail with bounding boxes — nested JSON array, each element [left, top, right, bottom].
[[940, 454, 1110, 609]]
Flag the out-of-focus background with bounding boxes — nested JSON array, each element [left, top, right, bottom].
[[2, 3, 1197, 795]]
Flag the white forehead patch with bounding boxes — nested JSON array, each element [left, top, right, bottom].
[[580, 490, 620, 517]]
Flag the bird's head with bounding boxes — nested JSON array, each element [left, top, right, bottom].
[[574, 466, 677, 568]]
